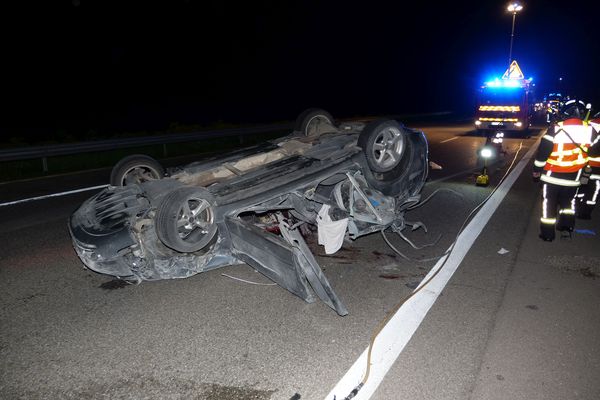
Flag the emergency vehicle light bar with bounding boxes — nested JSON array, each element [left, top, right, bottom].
[[484, 79, 522, 88]]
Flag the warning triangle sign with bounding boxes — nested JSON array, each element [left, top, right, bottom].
[[502, 60, 524, 80]]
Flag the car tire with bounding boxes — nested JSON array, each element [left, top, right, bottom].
[[358, 119, 410, 180], [155, 187, 218, 253], [294, 108, 336, 136], [110, 154, 165, 186]]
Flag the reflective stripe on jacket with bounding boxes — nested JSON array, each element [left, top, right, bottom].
[[540, 170, 581, 187]]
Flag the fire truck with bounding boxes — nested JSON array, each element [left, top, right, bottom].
[[474, 61, 533, 133]]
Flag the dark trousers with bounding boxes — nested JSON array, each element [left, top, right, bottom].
[[540, 183, 577, 240], [576, 167, 600, 219]]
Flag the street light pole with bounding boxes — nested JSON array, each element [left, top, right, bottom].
[[507, 2, 523, 70], [508, 11, 516, 66]]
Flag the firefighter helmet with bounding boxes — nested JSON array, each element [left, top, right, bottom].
[[558, 99, 588, 120]]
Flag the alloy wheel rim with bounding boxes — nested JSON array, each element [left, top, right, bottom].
[[176, 197, 214, 240], [371, 127, 405, 169]]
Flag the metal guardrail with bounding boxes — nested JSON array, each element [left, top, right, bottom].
[[0, 111, 454, 163], [0, 111, 452, 175], [0, 123, 294, 163]]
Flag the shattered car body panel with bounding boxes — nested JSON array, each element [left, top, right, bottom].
[[70, 115, 428, 315]]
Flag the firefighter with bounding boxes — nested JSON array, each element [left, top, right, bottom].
[[576, 113, 600, 219], [532, 100, 594, 241]]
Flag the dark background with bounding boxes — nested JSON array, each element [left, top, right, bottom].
[[2, 0, 599, 142]]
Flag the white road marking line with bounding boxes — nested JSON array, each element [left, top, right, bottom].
[[440, 136, 459, 143], [326, 140, 539, 400], [0, 184, 109, 207]]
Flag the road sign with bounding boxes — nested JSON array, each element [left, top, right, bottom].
[[502, 60, 524, 80]]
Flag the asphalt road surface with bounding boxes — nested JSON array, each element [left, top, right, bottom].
[[3, 123, 596, 400]]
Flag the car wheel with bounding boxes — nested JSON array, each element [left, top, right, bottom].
[[358, 122, 427, 197], [110, 154, 165, 186], [358, 119, 410, 177], [156, 187, 218, 253], [294, 108, 336, 136]]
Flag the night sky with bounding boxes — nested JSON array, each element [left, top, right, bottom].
[[2, 0, 599, 140]]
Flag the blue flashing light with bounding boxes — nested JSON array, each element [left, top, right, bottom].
[[503, 79, 521, 87], [484, 78, 522, 88], [484, 78, 502, 87]]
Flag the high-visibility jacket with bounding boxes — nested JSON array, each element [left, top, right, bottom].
[[534, 118, 595, 186]]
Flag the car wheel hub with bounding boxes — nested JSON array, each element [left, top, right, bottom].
[[122, 166, 160, 185], [372, 127, 404, 169], [177, 198, 213, 238]]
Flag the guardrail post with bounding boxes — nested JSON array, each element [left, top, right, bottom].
[[42, 157, 48, 173]]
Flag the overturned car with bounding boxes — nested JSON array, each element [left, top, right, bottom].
[[69, 109, 429, 315]]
